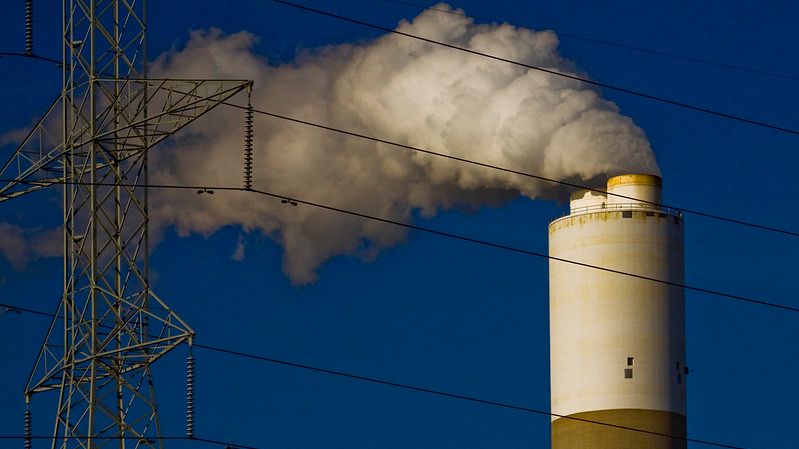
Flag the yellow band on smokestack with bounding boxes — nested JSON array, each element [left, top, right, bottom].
[[607, 173, 662, 189], [606, 173, 662, 205]]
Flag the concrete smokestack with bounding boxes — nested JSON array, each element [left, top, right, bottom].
[[548, 174, 686, 448]]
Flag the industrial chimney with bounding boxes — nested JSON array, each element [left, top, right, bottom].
[[548, 174, 686, 448]]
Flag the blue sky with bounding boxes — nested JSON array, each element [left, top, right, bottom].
[[1, 1, 798, 448]]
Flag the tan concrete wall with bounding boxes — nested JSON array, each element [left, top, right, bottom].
[[552, 409, 686, 449], [549, 209, 685, 417]]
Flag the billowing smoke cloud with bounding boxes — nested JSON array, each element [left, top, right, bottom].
[[149, 3, 658, 284]]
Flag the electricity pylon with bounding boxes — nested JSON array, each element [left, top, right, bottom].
[[0, 1, 252, 447]]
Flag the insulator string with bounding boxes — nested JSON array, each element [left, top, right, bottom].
[[23, 406, 31, 449], [244, 83, 254, 190], [24, 0, 33, 55], [186, 350, 195, 438]]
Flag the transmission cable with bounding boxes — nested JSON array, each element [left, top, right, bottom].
[[3, 94, 798, 238], [86, 81, 793, 237], [3, 16, 799, 238], [269, 0, 799, 136], [381, 0, 799, 83], [4, 1, 799, 134], [0, 51, 61, 66], [4, 178, 798, 313], [194, 342, 744, 449], [98, 81, 797, 237], [0, 434, 260, 449], [232, 102, 798, 237], [0, 303, 748, 449]]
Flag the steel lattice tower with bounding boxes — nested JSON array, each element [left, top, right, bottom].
[[0, 1, 252, 447]]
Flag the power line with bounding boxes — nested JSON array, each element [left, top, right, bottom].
[[193, 343, 745, 449], [236, 103, 799, 238], [381, 0, 799, 83], [1, 303, 56, 317], [6, 0, 799, 123], [0, 303, 747, 449], [108, 84, 795, 238], [87, 59, 791, 238], [3, 48, 798, 237], [90, 84, 796, 237], [192, 436, 261, 449], [3, 4, 798, 240], [0, 51, 61, 66], [269, 0, 799, 136], [4, 178, 798, 313], [0, 434, 260, 449]]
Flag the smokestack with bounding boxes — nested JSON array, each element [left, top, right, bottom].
[[548, 174, 686, 448]]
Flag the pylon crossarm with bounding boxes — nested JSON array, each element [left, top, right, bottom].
[[2, 80, 251, 203], [0, 94, 65, 200], [147, 290, 194, 335], [25, 297, 68, 395], [84, 79, 251, 147]]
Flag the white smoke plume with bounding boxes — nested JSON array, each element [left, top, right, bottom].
[[149, 3, 658, 284]]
